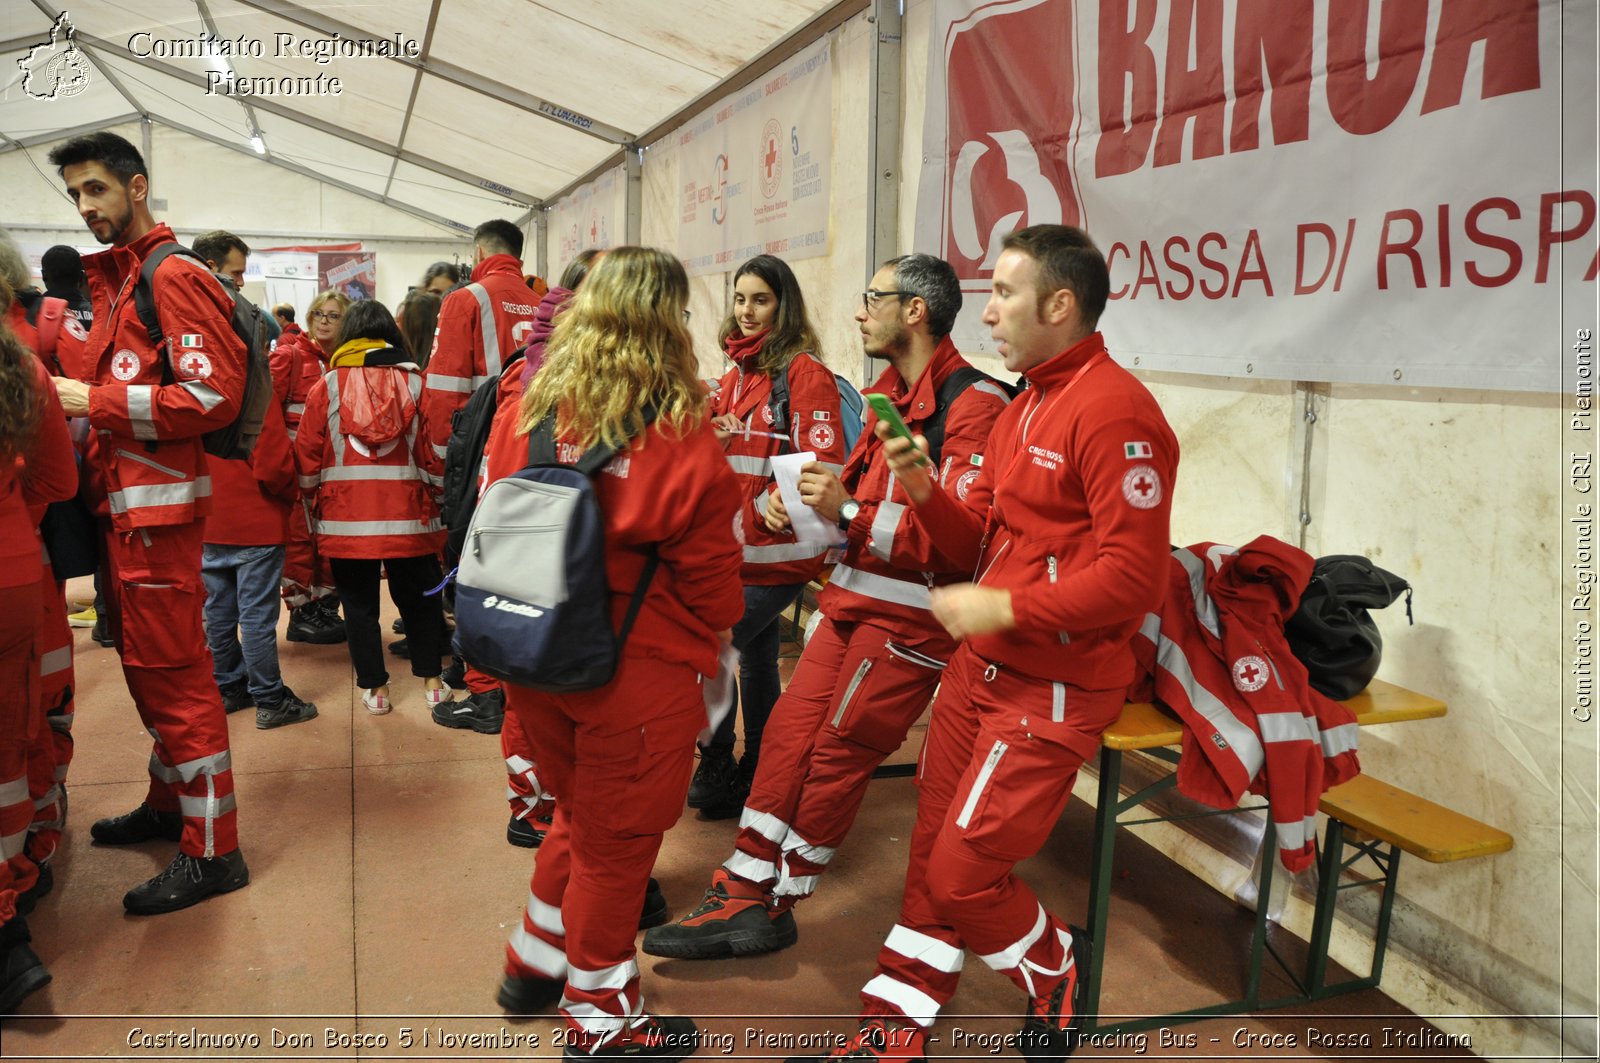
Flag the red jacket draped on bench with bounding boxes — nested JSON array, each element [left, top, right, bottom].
[[1128, 536, 1361, 871]]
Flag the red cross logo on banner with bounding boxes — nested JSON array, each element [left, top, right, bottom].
[[765, 137, 778, 178], [1232, 655, 1270, 693], [110, 349, 140, 381], [1121, 464, 1161, 509]]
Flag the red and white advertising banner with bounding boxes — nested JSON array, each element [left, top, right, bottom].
[[552, 165, 623, 267], [678, 35, 832, 277], [916, 0, 1596, 392]]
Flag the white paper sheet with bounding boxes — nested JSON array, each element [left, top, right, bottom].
[[770, 451, 841, 546]]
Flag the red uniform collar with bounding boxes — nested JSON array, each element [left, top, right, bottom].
[[867, 335, 963, 412], [1025, 331, 1108, 390], [86, 222, 176, 289], [470, 253, 524, 284]]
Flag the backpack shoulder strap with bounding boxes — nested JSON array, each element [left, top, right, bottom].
[[767, 363, 792, 436], [134, 243, 204, 347], [34, 296, 67, 367], [525, 413, 559, 466], [922, 366, 991, 463]]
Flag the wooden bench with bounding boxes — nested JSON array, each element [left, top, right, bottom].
[[1300, 774, 1513, 998]]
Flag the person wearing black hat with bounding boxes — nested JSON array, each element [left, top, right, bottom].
[[38, 245, 92, 333]]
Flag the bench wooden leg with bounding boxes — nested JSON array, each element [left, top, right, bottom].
[[1304, 817, 1405, 998], [1082, 745, 1123, 1031]]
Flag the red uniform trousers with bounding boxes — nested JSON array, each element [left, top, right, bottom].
[[859, 644, 1122, 1026], [467, 662, 500, 696], [103, 521, 239, 858], [501, 704, 552, 823], [725, 616, 950, 900], [25, 557, 73, 863], [281, 498, 334, 608], [502, 654, 703, 1043], [0, 577, 44, 925]]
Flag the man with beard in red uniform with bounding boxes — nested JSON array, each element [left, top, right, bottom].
[[48, 132, 251, 915], [798, 225, 1178, 1063]]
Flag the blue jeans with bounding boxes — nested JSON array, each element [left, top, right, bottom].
[[706, 582, 805, 760], [202, 543, 286, 705]]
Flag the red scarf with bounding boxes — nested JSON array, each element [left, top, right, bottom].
[[724, 328, 769, 368]]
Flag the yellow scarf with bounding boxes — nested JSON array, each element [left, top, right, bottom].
[[329, 338, 392, 368]]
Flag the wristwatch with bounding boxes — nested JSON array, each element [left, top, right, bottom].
[[836, 498, 861, 533]]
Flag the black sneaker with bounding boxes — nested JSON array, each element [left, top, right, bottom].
[[639, 877, 669, 931], [686, 746, 738, 810], [701, 754, 756, 821], [256, 688, 319, 730], [391, 616, 406, 634], [123, 849, 250, 915], [14, 862, 53, 917], [497, 971, 563, 1015], [286, 604, 345, 644], [219, 679, 254, 714], [1016, 925, 1092, 1063], [90, 803, 182, 845], [91, 612, 114, 647], [786, 1019, 926, 1063], [387, 637, 410, 659], [441, 655, 468, 690], [0, 919, 51, 1015], [564, 1013, 699, 1062], [508, 812, 551, 849], [433, 687, 504, 734]]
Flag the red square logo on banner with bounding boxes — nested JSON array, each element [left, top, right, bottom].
[[941, 0, 1080, 284]]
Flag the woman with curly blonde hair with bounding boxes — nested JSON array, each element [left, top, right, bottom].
[[483, 247, 744, 1057]]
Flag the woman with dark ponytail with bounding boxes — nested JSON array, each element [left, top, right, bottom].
[[0, 279, 77, 1013]]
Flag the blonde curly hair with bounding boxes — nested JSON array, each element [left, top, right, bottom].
[[0, 278, 44, 465], [520, 246, 706, 451]]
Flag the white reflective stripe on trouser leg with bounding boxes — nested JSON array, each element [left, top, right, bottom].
[[724, 849, 778, 884], [976, 902, 1048, 975], [508, 924, 568, 979], [954, 740, 1007, 829], [859, 974, 941, 1027], [0, 775, 29, 859], [148, 750, 232, 784], [40, 645, 71, 677], [178, 780, 233, 858], [526, 890, 565, 936], [738, 807, 789, 844], [884, 924, 964, 973], [1052, 681, 1065, 723], [772, 829, 837, 898]]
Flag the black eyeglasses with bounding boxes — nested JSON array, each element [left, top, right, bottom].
[[862, 289, 913, 312], [310, 310, 342, 322]]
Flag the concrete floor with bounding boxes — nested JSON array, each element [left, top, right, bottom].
[[1, 578, 1470, 1062]]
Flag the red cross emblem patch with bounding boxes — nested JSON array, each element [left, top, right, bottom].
[[1231, 655, 1269, 693], [1121, 464, 1161, 509], [110, 349, 140, 381], [176, 351, 213, 380]]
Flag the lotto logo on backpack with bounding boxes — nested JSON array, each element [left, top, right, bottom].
[[480, 594, 545, 619]]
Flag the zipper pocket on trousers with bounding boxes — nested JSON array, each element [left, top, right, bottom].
[[884, 641, 947, 670], [115, 448, 185, 479], [955, 739, 1009, 829], [832, 659, 874, 728]]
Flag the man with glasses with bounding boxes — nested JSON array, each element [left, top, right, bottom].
[[643, 253, 1011, 961]]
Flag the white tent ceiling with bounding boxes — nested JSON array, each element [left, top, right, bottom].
[[1, 0, 858, 233]]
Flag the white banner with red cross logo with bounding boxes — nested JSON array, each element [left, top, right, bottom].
[[677, 35, 833, 277], [915, 0, 1596, 392], [552, 166, 623, 266]]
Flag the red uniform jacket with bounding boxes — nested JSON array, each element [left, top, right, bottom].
[[818, 337, 1011, 632], [271, 324, 327, 442], [910, 332, 1178, 689], [0, 356, 77, 588], [711, 346, 848, 585], [1128, 538, 1361, 871], [296, 344, 444, 559], [421, 254, 538, 464], [204, 398, 294, 547], [482, 407, 745, 678], [76, 224, 246, 531]]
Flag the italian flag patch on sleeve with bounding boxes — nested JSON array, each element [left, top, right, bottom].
[[180, 334, 204, 348], [1124, 441, 1152, 459]]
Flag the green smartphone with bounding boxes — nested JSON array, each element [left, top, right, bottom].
[[864, 393, 928, 466]]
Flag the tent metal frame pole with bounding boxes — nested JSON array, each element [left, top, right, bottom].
[[534, 210, 549, 280], [383, 0, 443, 203], [863, 0, 903, 382], [624, 146, 643, 245]]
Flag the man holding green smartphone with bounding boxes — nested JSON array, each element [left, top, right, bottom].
[[642, 254, 1010, 963], [799, 225, 1179, 1063]]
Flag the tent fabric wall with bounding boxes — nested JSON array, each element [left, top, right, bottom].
[[2, 2, 1591, 1057]]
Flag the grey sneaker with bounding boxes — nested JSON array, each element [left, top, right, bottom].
[[256, 688, 319, 730]]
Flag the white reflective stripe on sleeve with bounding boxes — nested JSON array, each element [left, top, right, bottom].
[[179, 379, 227, 412], [868, 501, 906, 563], [1275, 815, 1320, 851], [507, 924, 568, 979], [827, 563, 932, 610], [432, 442, 449, 459], [1258, 712, 1319, 745], [820, 462, 845, 475], [1051, 682, 1065, 723], [565, 957, 639, 994], [738, 807, 789, 844], [316, 518, 442, 537], [317, 465, 425, 483], [1320, 722, 1360, 757], [526, 891, 565, 936], [40, 645, 72, 677], [469, 284, 502, 378], [726, 454, 770, 476], [859, 974, 941, 1027], [425, 374, 474, 393], [972, 380, 1013, 404], [1145, 618, 1265, 777], [723, 849, 778, 884], [287, 402, 306, 416], [1172, 548, 1221, 638], [127, 384, 157, 440], [976, 902, 1047, 972], [744, 541, 831, 564], [32, 784, 60, 811], [299, 474, 319, 489], [883, 924, 964, 973]]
